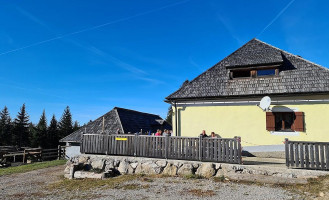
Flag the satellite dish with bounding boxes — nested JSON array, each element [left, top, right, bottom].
[[259, 96, 271, 111]]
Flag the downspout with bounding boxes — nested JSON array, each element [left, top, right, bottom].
[[175, 101, 178, 136]]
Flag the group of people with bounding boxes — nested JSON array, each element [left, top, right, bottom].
[[154, 129, 173, 136], [200, 130, 220, 138]]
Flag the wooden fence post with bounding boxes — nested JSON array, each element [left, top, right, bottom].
[[23, 149, 26, 163], [165, 134, 169, 159], [199, 135, 203, 161], [285, 138, 289, 167], [237, 137, 242, 164], [80, 135, 84, 153], [58, 145, 61, 160], [134, 134, 138, 156]]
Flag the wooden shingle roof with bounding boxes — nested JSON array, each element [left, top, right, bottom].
[[166, 39, 329, 100], [60, 107, 171, 143]]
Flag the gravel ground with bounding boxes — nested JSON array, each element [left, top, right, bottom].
[[0, 165, 301, 200]]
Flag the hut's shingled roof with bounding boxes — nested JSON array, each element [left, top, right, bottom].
[[166, 39, 329, 100], [60, 107, 171, 143]]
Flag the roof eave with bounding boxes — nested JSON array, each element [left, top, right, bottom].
[[225, 61, 283, 69], [165, 91, 329, 102]]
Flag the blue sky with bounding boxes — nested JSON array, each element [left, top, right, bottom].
[[1, 0, 329, 125]]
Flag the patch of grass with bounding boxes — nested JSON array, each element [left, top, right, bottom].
[[183, 174, 203, 179], [279, 175, 329, 198], [140, 177, 154, 182], [7, 191, 47, 199], [185, 189, 215, 197], [48, 174, 142, 191], [213, 175, 226, 182], [0, 159, 66, 176], [118, 183, 151, 190]]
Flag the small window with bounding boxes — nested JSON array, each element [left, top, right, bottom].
[[231, 70, 250, 78], [266, 112, 305, 132], [257, 69, 276, 76], [274, 112, 295, 131]]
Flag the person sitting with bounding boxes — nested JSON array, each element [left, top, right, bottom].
[[155, 129, 162, 136], [200, 130, 208, 138], [210, 132, 217, 138]]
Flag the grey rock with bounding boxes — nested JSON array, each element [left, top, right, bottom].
[[196, 163, 215, 178], [215, 163, 221, 170], [118, 161, 131, 174], [130, 162, 139, 169], [177, 164, 193, 176], [135, 162, 162, 175], [156, 160, 167, 168], [91, 159, 105, 170], [78, 156, 89, 164], [162, 163, 178, 176], [74, 171, 103, 179], [64, 166, 70, 174]]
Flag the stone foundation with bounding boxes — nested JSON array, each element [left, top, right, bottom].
[[65, 154, 329, 184]]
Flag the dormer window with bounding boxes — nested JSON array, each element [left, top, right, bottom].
[[257, 69, 276, 76], [229, 65, 279, 79]]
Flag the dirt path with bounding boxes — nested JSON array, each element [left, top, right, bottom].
[[0, 165, 65, 199], [0, 165, 301, 200]]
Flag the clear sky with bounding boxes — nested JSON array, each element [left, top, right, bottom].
[[1, 0, 329, 125]]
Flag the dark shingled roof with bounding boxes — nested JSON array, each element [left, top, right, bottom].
[[60, 107, 171, 143], [166, 39, 329, 100]]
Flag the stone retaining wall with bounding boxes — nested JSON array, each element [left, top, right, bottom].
[[65, 154, 329, 184]]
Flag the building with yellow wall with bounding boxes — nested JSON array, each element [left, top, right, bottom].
[[165, 39, 329, 152]]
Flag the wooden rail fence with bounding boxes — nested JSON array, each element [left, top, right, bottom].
[[81, 134, 242, 164], [285, 138, 329, 170], [1, 146, 66, 163]]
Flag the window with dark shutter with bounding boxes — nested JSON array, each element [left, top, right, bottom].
[[266, 112, 275, 131], [266, 111, 305, 132]]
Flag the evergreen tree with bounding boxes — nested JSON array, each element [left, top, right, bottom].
[[28, 123, 37, 147], [48, 114, 59, 148], [58, 106, 73, 139], [0, 106, 12, 146], [32, 110, 48, 148], [165, 106, 173, 126], [13, 104, 30, 147], [73, 120, 80, 132]]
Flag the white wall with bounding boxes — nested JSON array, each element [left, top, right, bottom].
[[65, 145, 81, 158]]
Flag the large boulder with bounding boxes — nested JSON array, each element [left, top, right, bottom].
[[135, 162, 162, 175], [91, 159, 105, 170], [118, 160, 134, 174], [74, 171, 103, 179], [177, 164, 194, 176], [196, 163, 216, 178], [162, 163, 177, 176], [156, 160, 167, 168], [78, 156, 89, 164]]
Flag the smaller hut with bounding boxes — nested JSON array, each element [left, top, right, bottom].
[[60, 107, 171, 158]]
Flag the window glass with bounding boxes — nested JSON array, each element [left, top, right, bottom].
[[257, 69, 276, 76], [232, 70, 250, 78], [274, 112, 295, 131]]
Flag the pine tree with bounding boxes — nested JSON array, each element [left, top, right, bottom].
[[165, 106, 173, 126], [48, 114, 59, 148], [58, 106, 73, 139], [28, 123, 37, 147], [32, 110, 48, 148], [13, 104, 30, 147], [73, 120, 80, 132], [0, 106, 12, 146]]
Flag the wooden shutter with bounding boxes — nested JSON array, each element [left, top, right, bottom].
[[266, 112, 275, 131], [293, 112, 304, 132]]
